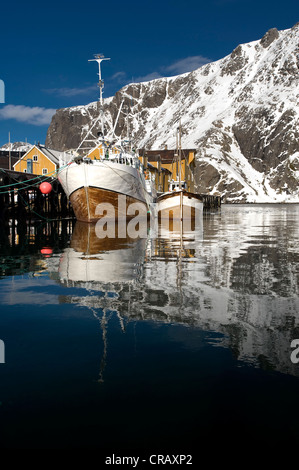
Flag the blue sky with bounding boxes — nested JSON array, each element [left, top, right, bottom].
[[0, 0, 298, 146]]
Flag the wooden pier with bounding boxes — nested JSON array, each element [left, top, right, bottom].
[[200, 194, 222, 210], [0, 168, 221, 222], [0, 169, 74, 221]]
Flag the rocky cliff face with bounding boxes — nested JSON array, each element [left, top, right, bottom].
[[46, 23, 299, 202]]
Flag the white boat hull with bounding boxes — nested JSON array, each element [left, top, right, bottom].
[[157, 190, 203, 221], [58, 160, 152, 223]]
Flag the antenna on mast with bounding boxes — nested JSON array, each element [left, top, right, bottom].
[[88, 54, 110, 137]]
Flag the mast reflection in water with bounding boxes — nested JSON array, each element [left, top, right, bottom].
[[1, 204, 299, 450]]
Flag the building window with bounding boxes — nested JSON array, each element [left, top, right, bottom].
[[42, 168, 48, 175], [33, 155, 38, 162], [24, 169, 27, 173]]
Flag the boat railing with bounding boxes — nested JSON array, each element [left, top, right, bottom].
[[101, 151, 142, 170], [169, 180, 187, 191]]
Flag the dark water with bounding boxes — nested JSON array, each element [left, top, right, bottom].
[[1, 204, 299, 455]]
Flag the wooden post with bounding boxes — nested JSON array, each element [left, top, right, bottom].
[[157, 155, 161, 192], [185, 156, 189, 191], [8, 132, 11, 171], [142, 152, 148, 171]]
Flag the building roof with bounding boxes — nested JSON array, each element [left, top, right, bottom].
[[12, 145, 73, 168], [0, 149, 27, 158], [36, 145, 73, 165], [141, 148, 197, 164], [0, 154, 20, 170]]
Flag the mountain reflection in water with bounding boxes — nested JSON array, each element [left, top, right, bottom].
[[48, 205, 299, 379], [1, 204, 299, 450]]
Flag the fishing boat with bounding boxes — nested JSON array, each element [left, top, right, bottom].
[[157, 125, 203, 222], [58, 54, 154, 223]]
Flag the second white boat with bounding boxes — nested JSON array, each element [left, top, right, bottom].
[[157, 125, 203, 221]]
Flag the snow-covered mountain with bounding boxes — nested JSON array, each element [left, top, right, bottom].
[[0, 142, 32, 152], [46, 23, 299, 202]]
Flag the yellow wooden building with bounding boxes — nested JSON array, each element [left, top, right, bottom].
[[144, 162, 172, 193], [87, 144, 195, 193], [13, 145, 73, 176], [87, 142, 120, 160], [87, 143, 172, 192], [140, 148, 196, 193]]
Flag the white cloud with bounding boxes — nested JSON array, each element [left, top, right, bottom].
[[133, 72, 164, 83], [113, 55, 212, 88], [0, 104, 56, 126], [44, 85, 97, 97], [163, 55, 211, 74], [111, 71, 127, 82]]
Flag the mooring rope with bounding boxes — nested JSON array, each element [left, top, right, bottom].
[[0, 162, 70, 194]]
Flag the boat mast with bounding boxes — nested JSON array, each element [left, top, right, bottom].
[[178, 121, 183, 222], [174, 128, 179, 181], [178, 122, 182, 190], [88, 54, 110, 138]]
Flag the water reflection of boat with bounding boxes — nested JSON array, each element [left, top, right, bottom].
[[146, 209, 299, 379], [51, 206, 299, 379], [58, 221, 148, 382], [158, 215, 203, 244], [59, 221, 147, 288]]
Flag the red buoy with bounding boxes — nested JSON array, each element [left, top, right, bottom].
[[41, 247, 53, 256], [39, 182, 52, 194]]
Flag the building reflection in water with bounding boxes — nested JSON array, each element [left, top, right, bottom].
[[48, 205, 299, 379], [2, 206, 298, 380]]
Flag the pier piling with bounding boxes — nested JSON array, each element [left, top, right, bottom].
[[0, 170, 74, 221]]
